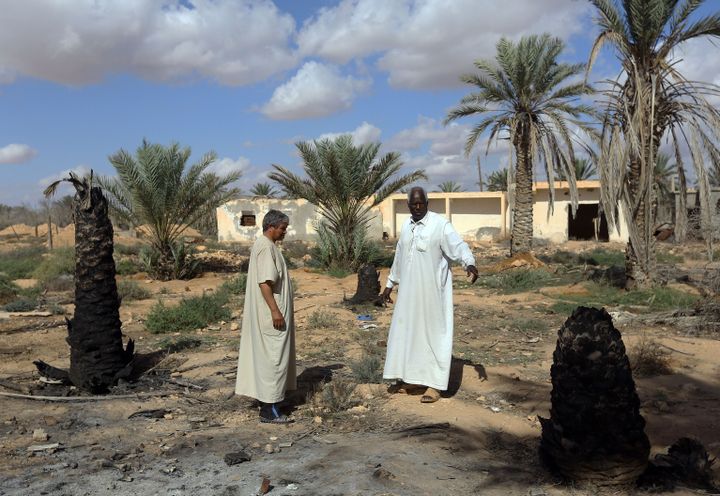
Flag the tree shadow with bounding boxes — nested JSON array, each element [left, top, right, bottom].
[[283, 363, 345, 410], [444, 356, 487, 397]]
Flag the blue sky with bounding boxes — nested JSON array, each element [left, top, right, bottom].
[[0, 0, 718, 205]]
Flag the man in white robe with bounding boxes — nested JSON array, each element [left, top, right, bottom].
[[235, 209, 296, 423], [382, 187, 478, 403]]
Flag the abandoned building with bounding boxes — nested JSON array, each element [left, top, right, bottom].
[[217, 181, 628, 244]]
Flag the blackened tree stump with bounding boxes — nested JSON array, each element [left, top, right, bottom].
[[35, 173, 134, 393], [540, 306, 650, 485], [347, 264, 381, 304]]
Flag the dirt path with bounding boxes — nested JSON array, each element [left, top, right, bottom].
[[1, 252, 720, 495]]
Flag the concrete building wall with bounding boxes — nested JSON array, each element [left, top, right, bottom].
[[531, 187, 627, 243], [217, 197, 383, 243], [218, 182, 630, 245], [450, 197, 502, 240]]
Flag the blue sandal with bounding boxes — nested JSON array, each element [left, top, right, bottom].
[[259, 403, 293, 424]]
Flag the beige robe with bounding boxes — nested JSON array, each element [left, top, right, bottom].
[[235, 235, 296, 403]]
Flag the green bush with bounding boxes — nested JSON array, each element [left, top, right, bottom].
[[350, 353, 384, 383], [308, 309, 336, 329], [478, 269, 556, 294], [42, 275, 74, 292], [115, 244, 141, 256], [139, 242, 200, 280], [578, 248, 624, 267], [220, 274, 247, 295], [33, 248, 74, 285], [0, 274, 19, 304], [117, 280, 151, 301], [312, 222, 381, 272], [550, 283, 698, 314], [0, 246, 46, 279], [115, 258, 140, 275], [145, 292, 230, 334], [3, 298, 38, 312]]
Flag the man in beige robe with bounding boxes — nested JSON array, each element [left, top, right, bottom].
[[235, 209, 296, 423]]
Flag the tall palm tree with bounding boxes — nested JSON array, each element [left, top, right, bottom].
[[437, 181, 464, 192], [36, 172, 134, 393], [589, 0, 720, 288], [445, 34, 594, 255], [557, 157, 598, 181], [99, 140, 241, 280], [486, 168, 509, 192], [250, 182, 278, 197], [269, 135, 426, 270]]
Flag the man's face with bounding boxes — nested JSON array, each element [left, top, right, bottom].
[[408, 190, 428, 222], [268, 222, 288, 242]]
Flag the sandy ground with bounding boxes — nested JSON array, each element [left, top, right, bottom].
[[1, 241, 719, 496]]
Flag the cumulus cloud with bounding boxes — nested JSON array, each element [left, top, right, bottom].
[[0, 144, 37, 164], [319, 121, 381, 145], [261, 61, 371, 120], [387, 117, 510, 188], [298, 0, 588, 89], [207, 156, 251, 178], [0, 0, 296, 86]]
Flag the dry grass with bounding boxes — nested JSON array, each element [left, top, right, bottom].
[[308, 376, 357, 416], [630, 334, 673, 377], [308, 309, 336, 329]]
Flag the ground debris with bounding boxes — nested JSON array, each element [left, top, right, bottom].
[[223, 450, 251, 466]]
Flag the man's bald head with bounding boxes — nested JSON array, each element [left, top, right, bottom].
[[407, 187, 429, 222]]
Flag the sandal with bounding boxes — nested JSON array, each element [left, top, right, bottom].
[[420, 387, 441, 403], [259, 403, 293, 424]]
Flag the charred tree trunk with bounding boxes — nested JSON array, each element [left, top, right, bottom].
[[35, 173, 133, 393], [540, 306, 650, 485], [347, 264, 381, 304]]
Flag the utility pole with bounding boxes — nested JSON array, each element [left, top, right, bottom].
[[476, 156, 484, 191]]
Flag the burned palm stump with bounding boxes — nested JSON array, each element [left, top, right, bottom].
[[34, 173, 133, 393], [540, 306, 649, 485], [346, 264, 381, 304]]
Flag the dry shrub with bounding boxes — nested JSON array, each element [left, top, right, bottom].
[[630, 334, 672, 377], [307, 377, 357, 416], [308, 309, 336, 329]]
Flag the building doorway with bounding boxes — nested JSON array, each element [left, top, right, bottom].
[[568, 204, 609, 241]]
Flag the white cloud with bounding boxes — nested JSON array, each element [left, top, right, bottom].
[[387, 116, 510, 188], [0, 0, 296, 86], [298, 0, 588, 89], [319, 121, 381, 145], [261, 61, 371, 120], [0, 144, 37, 164], [207, 156, 251, 178]]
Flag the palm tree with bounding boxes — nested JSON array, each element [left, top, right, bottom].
[[36, 172, 134, 393], [486, 168, 509, 192], [99, 140, 241, 280], [557, 157, 597, 181], [589, 0, 720, 288], [250, 182, 278, 197], [269, 135, 426, 270], [445, 34, 594, 255], [710, 166, 720, 188], [654, 152, 675, 200], [437, 181, 464, 192]]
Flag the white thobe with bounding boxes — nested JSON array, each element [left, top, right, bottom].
[[235, 235, 296, 403], [383, 211, 475, 390]]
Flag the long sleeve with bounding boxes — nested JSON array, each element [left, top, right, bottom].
[[440, 222, 475, 268], [386, 237, 403, 288]]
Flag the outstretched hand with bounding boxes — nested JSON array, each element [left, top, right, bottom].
[[466, 265, 478, 285], [381, 287, 393, 305]]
